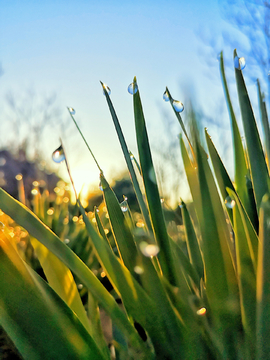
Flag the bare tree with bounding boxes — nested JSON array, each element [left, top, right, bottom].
[[220, 0, 270, 103]]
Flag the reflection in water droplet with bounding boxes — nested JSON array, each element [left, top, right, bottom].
[[15, 174, 23, 181], [52, 146, 65, 163], [234, 56, 246, 70], [68, 107, 76, 115], [139, 241, 160, 257], [173, 100, 184, 112], [47, 208, 54, 215], [163, 90, 169, 102], [225, 196, 236, 209], [99, 181, 103, 191], [134, 265, 144, 274], [128, 83, 138, 95], [103, 84, 111, 96], [196, 307, 207, 316]]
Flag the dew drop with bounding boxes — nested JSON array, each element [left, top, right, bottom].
[[15, 174, 23, 181], [173, 100, 184, 113], [160, 198, 164, 204], [128, 82, 138, 95], [139, 241, 160, 257], [163, 90, 169, 102], [134, 265, 144, 274], [52, 145, 65, 163], [196, 307, 207, 316], [77, 284, 83, 290], [234, 56, 246, 70], [68, 107, 75, 115], [225, 196, 236, 209], [103, 84, 111, 96], [99, 181, 103, 191], [130, 153, 134, 160], [64, 238, 70, 244], [120, 203, 128, 212]]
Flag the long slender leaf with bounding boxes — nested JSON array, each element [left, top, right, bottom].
[[256, 193, 270, 360], [0, 187, 147, 355], [133, 77, 176, 284], [257, 79, 270, 172], [0, 233, 105, 360], [101, 82, 153, 234], [234, 49, 269, 211]]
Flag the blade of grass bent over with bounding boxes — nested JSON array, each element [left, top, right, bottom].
[[219, 51, 251, 210], [132, 77, 176, 284], [101, 82, 153, 234], [0, 188, 148, 355], [234, 49, 269, 212], [0, 233, 105, 360]]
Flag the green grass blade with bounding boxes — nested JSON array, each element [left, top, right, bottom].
[[30, 237, 93, 335], [79, 201, 184, 359], [256, 193, 270, 360], [101, 82, 153, 234], [225, 192, 256, 354], [132, 77, 176, 284], [0, 234, 105, 360], [257, 79, 270, 172], [206, 130, 258, 231], [219, 51, 250, 207], [0, 188, 147, 355], [100, 173, 138, 272], [227, 189, 259, 272], [94, 207, 113, 250], [234, 49, 269, 211], [180, 199, 204, 281]]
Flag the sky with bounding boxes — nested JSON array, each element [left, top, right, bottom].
[[0, 0, 255, 202]]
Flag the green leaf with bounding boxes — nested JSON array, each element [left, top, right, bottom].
[[234, 49, 269, 212], [180, 200, 204, 281], [133, 77, 176, 284], [257, 79, 270, 172], [100, 173, 138, 273], [0, 187, 147, 355], [101, 82, 153, 234], [0, 233, 105, 360], [225, 190, 256, 354], [256, 193, 270, 360]]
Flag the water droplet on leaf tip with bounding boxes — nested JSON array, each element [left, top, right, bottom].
[[173, 100, 184, 113], [68, 107, 75, 115], [234, 56, 246, 70], [52, 145, 65, 163], [139, 241, 160, 257], [99, 182, 103, 191], [225, 196, 236, 209], [128, 82, 138, 95], [134, 265, 144, 274], [197, 307, 207, 316], [163, 90, 169, 102], [121, 205, 128, 212], [103, 84, 111, 96]]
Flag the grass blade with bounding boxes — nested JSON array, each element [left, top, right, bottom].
[[0, 233, 105, 360], [132, 77, 176, 284], [0, 187, 147, 355], [234, 49, 269, 211], [101, 82, 153, 234], [257, 79, 270, 172], [256, 193, 270, 360]]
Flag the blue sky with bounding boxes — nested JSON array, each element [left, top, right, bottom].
[[0, 0, 252, 200]]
